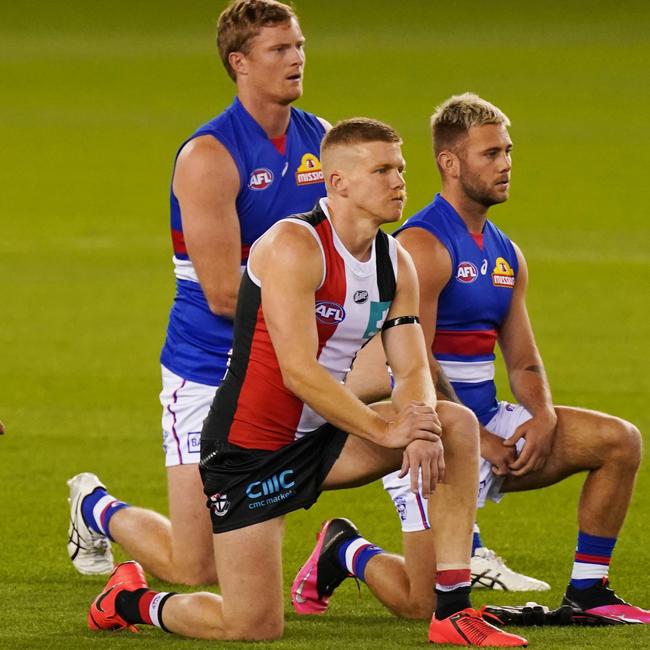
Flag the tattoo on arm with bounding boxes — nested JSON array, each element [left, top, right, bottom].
[[434, 369, 462, 404], [524, 364, 544, 374]]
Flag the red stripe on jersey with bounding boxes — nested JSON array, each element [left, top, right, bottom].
[[241, 243, 251, 264], [432, 329, 497, 356], [228, 219, 347, 450], [312, 219, 347, 359], [171, 228, 187, 255], [228, 302, 304, 450]]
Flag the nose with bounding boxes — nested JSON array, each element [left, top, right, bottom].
[[393, 169, 406, 189], [499, 152, 512, 172], [292, 44, 305, 66]]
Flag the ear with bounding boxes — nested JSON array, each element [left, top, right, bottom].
[[329, 170, 349, 197], [229, 51, 248, 77], [437, 150, 459, 179]]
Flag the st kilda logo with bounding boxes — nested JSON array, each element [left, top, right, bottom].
[[456, 261, 478, 283], [208, 492, 230, 517], [248, 168, 274, 191]]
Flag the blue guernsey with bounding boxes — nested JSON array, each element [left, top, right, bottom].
[[161, 97, 327, 385], [396, 194, 519, 424]]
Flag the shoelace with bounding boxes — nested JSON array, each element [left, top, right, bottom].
[[479, 548, 506, 567], [455, 610, 495, 644]]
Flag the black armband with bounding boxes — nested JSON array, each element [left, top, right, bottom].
[[382, 315, 420, 331]]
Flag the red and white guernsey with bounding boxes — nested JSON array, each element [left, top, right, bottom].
[[206, 198, 398, 451]]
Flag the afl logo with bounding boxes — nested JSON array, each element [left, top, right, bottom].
[[353, 290, 368, 304], [315, 300, 346, 325], [456, 261, 478, 283], [248, 168, 274, 191], [208, 493, 230, 517]]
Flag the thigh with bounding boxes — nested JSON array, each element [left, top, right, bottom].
[[321, 433, 402, 490], [214, 517, 285, 633], [501, 405, 617, 493], [168, 464, 217, 581]]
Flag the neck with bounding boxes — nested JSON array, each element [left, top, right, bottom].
[[237, 88, 292, 138], [326, 199, 377, 262], [440, 187, 489, 235]]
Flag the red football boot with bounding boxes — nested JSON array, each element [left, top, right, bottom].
[[88, 561, 148, 632], [428, 608, 528, 646]]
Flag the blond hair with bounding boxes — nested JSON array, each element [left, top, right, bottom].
[[431, 92, 510, 154], [217, 0, 297, 82], [321, 117, 401, 154]]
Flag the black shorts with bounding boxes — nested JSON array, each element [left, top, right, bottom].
[[199, 424, 348, 533]]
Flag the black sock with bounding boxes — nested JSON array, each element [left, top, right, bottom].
[[115, 588, 149, 624], [435, 586, 472, 620], [564, 580, 623, 609]]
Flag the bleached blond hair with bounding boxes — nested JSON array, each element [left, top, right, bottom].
[[431, 93, 510, 155]]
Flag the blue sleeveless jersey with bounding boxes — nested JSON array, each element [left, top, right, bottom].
[[160, 97, 327, 385], [396, 194, 519, 424]]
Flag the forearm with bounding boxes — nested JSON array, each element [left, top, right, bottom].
[[390, 368, 437, 413], [204, 283, 239, 319], [508, 364, 554, 416], [284, 361, 389, 444]]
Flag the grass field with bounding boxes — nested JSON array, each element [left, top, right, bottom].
[[1, 1, 649, 648]]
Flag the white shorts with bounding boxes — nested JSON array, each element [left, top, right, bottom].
[[160, 365, 218, 467], [382, 401, 531, 532]]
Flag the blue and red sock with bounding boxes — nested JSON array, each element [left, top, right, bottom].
[[81, 487, 129, 541], [336, 537, 383, 583], [570, 530, 616, 589]]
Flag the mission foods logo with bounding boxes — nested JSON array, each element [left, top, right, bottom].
[[248, 168, 274, 190], [456, 261, 478, 283], [295, 153, 324, 186], [315, 301, 345, 325], [491, 257, 515, 288]]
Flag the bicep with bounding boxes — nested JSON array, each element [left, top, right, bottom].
[[172, 136, 242, 300], [254, 227, 323, 372], [395, 228, 452, 356]]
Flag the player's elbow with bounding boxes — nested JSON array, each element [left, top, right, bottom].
[[205, 292, 237, 319], [279, 362, 311, 397]]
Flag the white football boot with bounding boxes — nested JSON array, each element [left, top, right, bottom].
[[67, 472, 114, 575], [471, 547, 550, 591]]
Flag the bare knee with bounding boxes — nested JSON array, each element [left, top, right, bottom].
[[437, 402, 479, 455], [172, 568, 219, 587], [226, 615, 284, 641], [606, 419, 642, 470]]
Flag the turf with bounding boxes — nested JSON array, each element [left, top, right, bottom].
[[1, 1, 649, 648]]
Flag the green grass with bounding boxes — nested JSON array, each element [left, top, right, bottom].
[[1, 1, 649, 648]]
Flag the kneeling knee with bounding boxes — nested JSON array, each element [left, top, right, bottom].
[[606, 419, 642, 469], [438, 403, 479, 452], [226, 614, 284, 641]]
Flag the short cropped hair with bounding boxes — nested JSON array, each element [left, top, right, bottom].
[[431, 92, 510, 154], [321, 118, 402, 154], [217, 0, 297, 81]]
